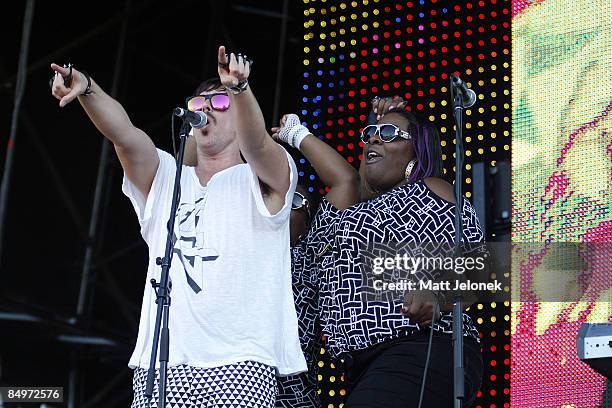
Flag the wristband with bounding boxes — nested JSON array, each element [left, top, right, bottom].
[[80, 70, 93, 96], [278, 114, 311, 149], [228, 79, 248, 95]]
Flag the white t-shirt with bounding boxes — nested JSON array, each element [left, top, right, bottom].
[[122, 148, 306, 376]]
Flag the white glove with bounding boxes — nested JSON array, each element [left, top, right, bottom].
[[278, 114, 311, 149]]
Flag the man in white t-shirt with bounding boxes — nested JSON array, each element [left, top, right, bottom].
[[49, 46, 306, 407]]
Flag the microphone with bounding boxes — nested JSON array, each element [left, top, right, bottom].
[[174, 107, 208, 129], [451, 74, 477, 108]]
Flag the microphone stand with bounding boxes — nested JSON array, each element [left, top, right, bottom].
[[451, 77, 468, 408], [144, 119, 191, 408]]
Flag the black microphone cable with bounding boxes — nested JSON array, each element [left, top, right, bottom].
[[417, 294, 443, 408]]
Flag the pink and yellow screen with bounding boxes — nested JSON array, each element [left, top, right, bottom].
[[512, 0, 611, 406]]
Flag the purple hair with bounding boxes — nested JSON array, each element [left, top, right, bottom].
[[386, 108, 443, 183]]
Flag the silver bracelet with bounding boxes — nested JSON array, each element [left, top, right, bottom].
[[228, 80, 249, 95]]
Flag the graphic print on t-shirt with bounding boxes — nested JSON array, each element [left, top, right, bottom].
[[173, 196, 219, 293]]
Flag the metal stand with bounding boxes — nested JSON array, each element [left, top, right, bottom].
[[0, 0, 34, 266], [451, 78, 468, 408], [144, 121, 190, 408]]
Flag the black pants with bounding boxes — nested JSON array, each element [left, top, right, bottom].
[[343, 331, 483, 408]]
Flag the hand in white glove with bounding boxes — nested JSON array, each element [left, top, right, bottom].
[[271, 113, 312, 149]]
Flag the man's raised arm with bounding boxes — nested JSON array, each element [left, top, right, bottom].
[[50, 63, 159, 199], [216, 46, 291, 214]]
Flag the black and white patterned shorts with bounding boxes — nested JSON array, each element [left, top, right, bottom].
[[131, 361, 277, 408]]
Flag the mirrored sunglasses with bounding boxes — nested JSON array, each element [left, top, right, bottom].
[[186, 93, 231, 112]]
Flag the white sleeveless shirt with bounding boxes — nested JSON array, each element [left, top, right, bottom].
[[122, 148, 306, 375]]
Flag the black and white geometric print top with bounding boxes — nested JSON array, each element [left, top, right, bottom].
[[276, 198, 340, 407], [318, 180, 483, 359]]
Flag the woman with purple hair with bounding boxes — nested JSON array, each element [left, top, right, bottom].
[[318, 98, 485, 407]]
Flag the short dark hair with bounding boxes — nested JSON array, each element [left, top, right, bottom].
[[384, 108, 443, 182], [192, 77, 224, 96]]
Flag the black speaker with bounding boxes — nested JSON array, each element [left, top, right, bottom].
[[472, 161, 511, 240]]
